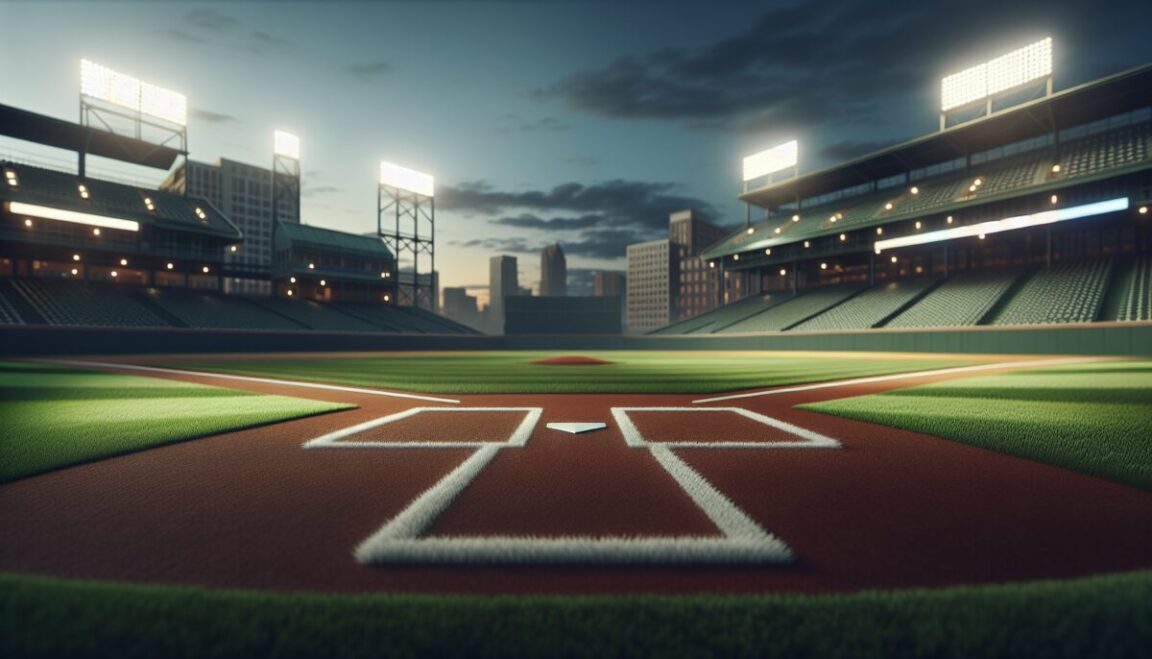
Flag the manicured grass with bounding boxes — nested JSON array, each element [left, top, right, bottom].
[[800, 360, 1152, 490], [2, 571, 1150, 658], [155, 351, 983, 394], [0, 361, 353, 483]]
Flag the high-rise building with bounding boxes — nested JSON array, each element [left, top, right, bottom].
[[539, 243, 567, 297], [442, 286, 481, 329], [161, 158, 299, 296], [594, 271, 625, 297], [626, 239, 678, 329], [489, 254, 518, 330], [669, 209, 726, 320]]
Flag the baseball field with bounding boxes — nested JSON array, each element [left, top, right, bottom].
[[2, 350, 1150, 657]]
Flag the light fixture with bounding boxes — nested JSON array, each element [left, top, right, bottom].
[[978, 233, 986, 240], [110, 270, 118, 278], [947, 215, 954, 224], [876, 227, 883, 235], [71, 268, 78, 275], [774, 227, 781, 234], [746, 227, 754, 235], [1051, 164, 1061, 173], [1140, 206, 1148, 215], [24, 219, 32, 227], [969, 185, 977, 193], [290, 276, 297, 283], [287, 290, 294, 297], [779, 268, 786, 276], [1050, 194, 1058, 204], [915, 221, 922, 230], [230, 245, 238, 252], [829, 215, 837, 223], [4, 169, 18, 187], [820, 262, 827, 270], [92, 228, 101, 236], [911, 186, 920, 195], [885, 202, 893, 210], [73, 254, 81, 261], [384, 294, 391, 302], [792, 214, 800, 222], [195, 207, 207, 220], [765, 248, 772, 255], [202, 266, 210, 273], [6, 201, 140, 232], [78, 184, 89, 199], [733, 254, 740, 261], [708, 262, 715, 268], [119, 258, 128, 266], [320, 279, 327, 286], [144, 197, 154, 211], [839, 233, 846, 241], [803, 241, 810, 248], [308, 263, 315, 269], [890, 256, 897, 263], [974, 177, 983, 186], [166, 262, 174, 269]]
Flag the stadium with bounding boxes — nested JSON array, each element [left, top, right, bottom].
[[2, 33, 1151, 659]]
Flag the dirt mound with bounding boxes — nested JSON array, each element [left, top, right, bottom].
[[529, 355, 616, 366]]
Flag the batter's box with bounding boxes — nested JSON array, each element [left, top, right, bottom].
[[611, 407, 841, 449], [303, 407, 543, 449]]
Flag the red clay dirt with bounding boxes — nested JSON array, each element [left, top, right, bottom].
[[1, 358, 1150, 596], [529, 355, 615, 365]]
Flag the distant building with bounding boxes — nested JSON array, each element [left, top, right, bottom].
[[540, 243, 567, 297], [162, 158, 299, 297], [594, 270, 625, 297], [625, 209, 725, 329], [442, 286, 481, 328], [626, 239, 678, 329], [489, 255, 518, 329]]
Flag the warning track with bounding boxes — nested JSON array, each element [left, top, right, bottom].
[[1, 360, 1150, 595]]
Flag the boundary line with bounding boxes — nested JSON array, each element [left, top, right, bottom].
[[692, 357, 1097, 404], [41, 359, 461, 404]]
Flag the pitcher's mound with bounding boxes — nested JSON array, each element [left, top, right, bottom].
[[530, 355, 616, 366]]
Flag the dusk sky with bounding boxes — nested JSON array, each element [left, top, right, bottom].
[[2, 0, 1150, 305]]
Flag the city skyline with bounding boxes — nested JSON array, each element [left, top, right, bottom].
[[2, 0, 1150, 308]]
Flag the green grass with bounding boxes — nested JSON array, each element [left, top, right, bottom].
[[799, 360, 1152, 490], [0, 361, 353, 483], [155, 351, 982, 394], [2, 571, 1149, 658]]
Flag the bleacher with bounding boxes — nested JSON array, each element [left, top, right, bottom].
[[1061, 123, 1151, 179], [719, 284, 864, 333], [139, 287, 306, 331], [249, 298, 382, 333], [791, 279, 937, 331], [1113, 255, 1152, 321], [9, 278, 168, 328], [885, 269, 1024, 328], [990, 258, 1113, 325], [652, 293, 787, 335], [0, 281, 25, 324]]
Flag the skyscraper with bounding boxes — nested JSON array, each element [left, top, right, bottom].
[[539, 243, 567, 297], [489, 255, 518, 330], [625, 209, 725, 329]]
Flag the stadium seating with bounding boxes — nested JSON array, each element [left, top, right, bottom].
[[885, 269, 1025, 328], [1112, 255, 1152, 321], [331, 302, 468, 334], [989, 258, 1113, 325], [139, 287, 306, 331], [9, 279, 168, 328], [1061, 124, 1151, 179], [248, 298, 383, 332], [0, 282, 25, 324], [791, 279, 938, 331], [719, 284, 864, 333]]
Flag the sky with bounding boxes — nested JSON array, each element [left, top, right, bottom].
[[2, 0, 1150, 306]]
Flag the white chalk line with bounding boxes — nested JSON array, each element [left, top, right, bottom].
[[41, 359, 460, 404], [692, 357, 1099, 404]]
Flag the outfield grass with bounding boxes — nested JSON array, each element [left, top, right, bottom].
[[2, 571, 1149, 658], [155, 351, 983, 394], [0, 361, 353, 483], [800, 360, 1152, 490]]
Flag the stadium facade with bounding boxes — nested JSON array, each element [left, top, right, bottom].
[[655, 63, 1152, 336]]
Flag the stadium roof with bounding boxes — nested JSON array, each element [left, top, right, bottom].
[[0, 161, 240, 239], [275, 221, 394, 260], [740, 63, 1152, 210], [0, 104, 183, 170]]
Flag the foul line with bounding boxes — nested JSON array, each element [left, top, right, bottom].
[[41, 359, 460, 404], [692, 357, 1097, 404]]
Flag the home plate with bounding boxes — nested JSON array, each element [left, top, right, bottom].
[[546, 422, 607, 435]]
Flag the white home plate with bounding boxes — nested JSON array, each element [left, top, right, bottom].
[[546, 422, 607, 434]]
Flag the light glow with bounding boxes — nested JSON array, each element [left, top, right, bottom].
[[110, 271, 118, 278], [941, 38, 1052, 111], [78, 184, 89, 199], [792, 214, 799, 222], [81, 60, 187, 125], [202, 266, 210, 274], [746, 227, 754, 235], [379, 161, 434, 197], [274, 130, 300, 159], [874, 198, 1129, 252], [4, 169, 18, 187], [70, 268, 78, 275], [119, 258, 128, 266], [9, 202, 140, 233], [166, 262, 174, 269], [779, 269, 786, 276], [742, 140, 798, 182], [24, 219, 32, 227]]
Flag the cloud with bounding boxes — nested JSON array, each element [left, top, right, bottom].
[[497, 114, 571, 134], [439, 179, 718, 232], [343, 61, 393, 82], [190, 108, 238, 124], [244, 30, 296, 55], [163, 29, 207, 45], [185, 8, 238, 31], [535, 0, 1146, 134]]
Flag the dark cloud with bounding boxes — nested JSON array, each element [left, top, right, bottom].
[[343, 61, 393, 82], [190, 108, 238, 124], [493, 213, 603, 230], [536, 0, 1151, 135], [497, 114, 571, 134], [564, 228, 650, 260], [439, 179, 719, 232], [456, 237, 536, 254], [163, 29, 207, 45]]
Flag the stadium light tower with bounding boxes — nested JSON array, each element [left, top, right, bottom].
[[78, 59, 188, 176], [741, 140, 798, 226], [272, 130, 301, 227], [940, 38, 1053, 130], [378, 161, 435, 310]]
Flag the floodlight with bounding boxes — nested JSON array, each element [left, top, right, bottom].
[[380, 161, 434, 197], [81, 60, 187, 126], [274, 130, 300, 160], [874, 198, 1129, 252], [8, 201, 139, 232], [742, 140, 798, 182], [23, 219, 32, 227], [119, 258, 128, 266], [941, 38, 1052, 112]]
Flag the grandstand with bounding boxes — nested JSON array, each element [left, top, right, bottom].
[[653, 63, 1152, 335]]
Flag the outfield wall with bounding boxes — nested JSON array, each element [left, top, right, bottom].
[[2, 322, 1150, 356]]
